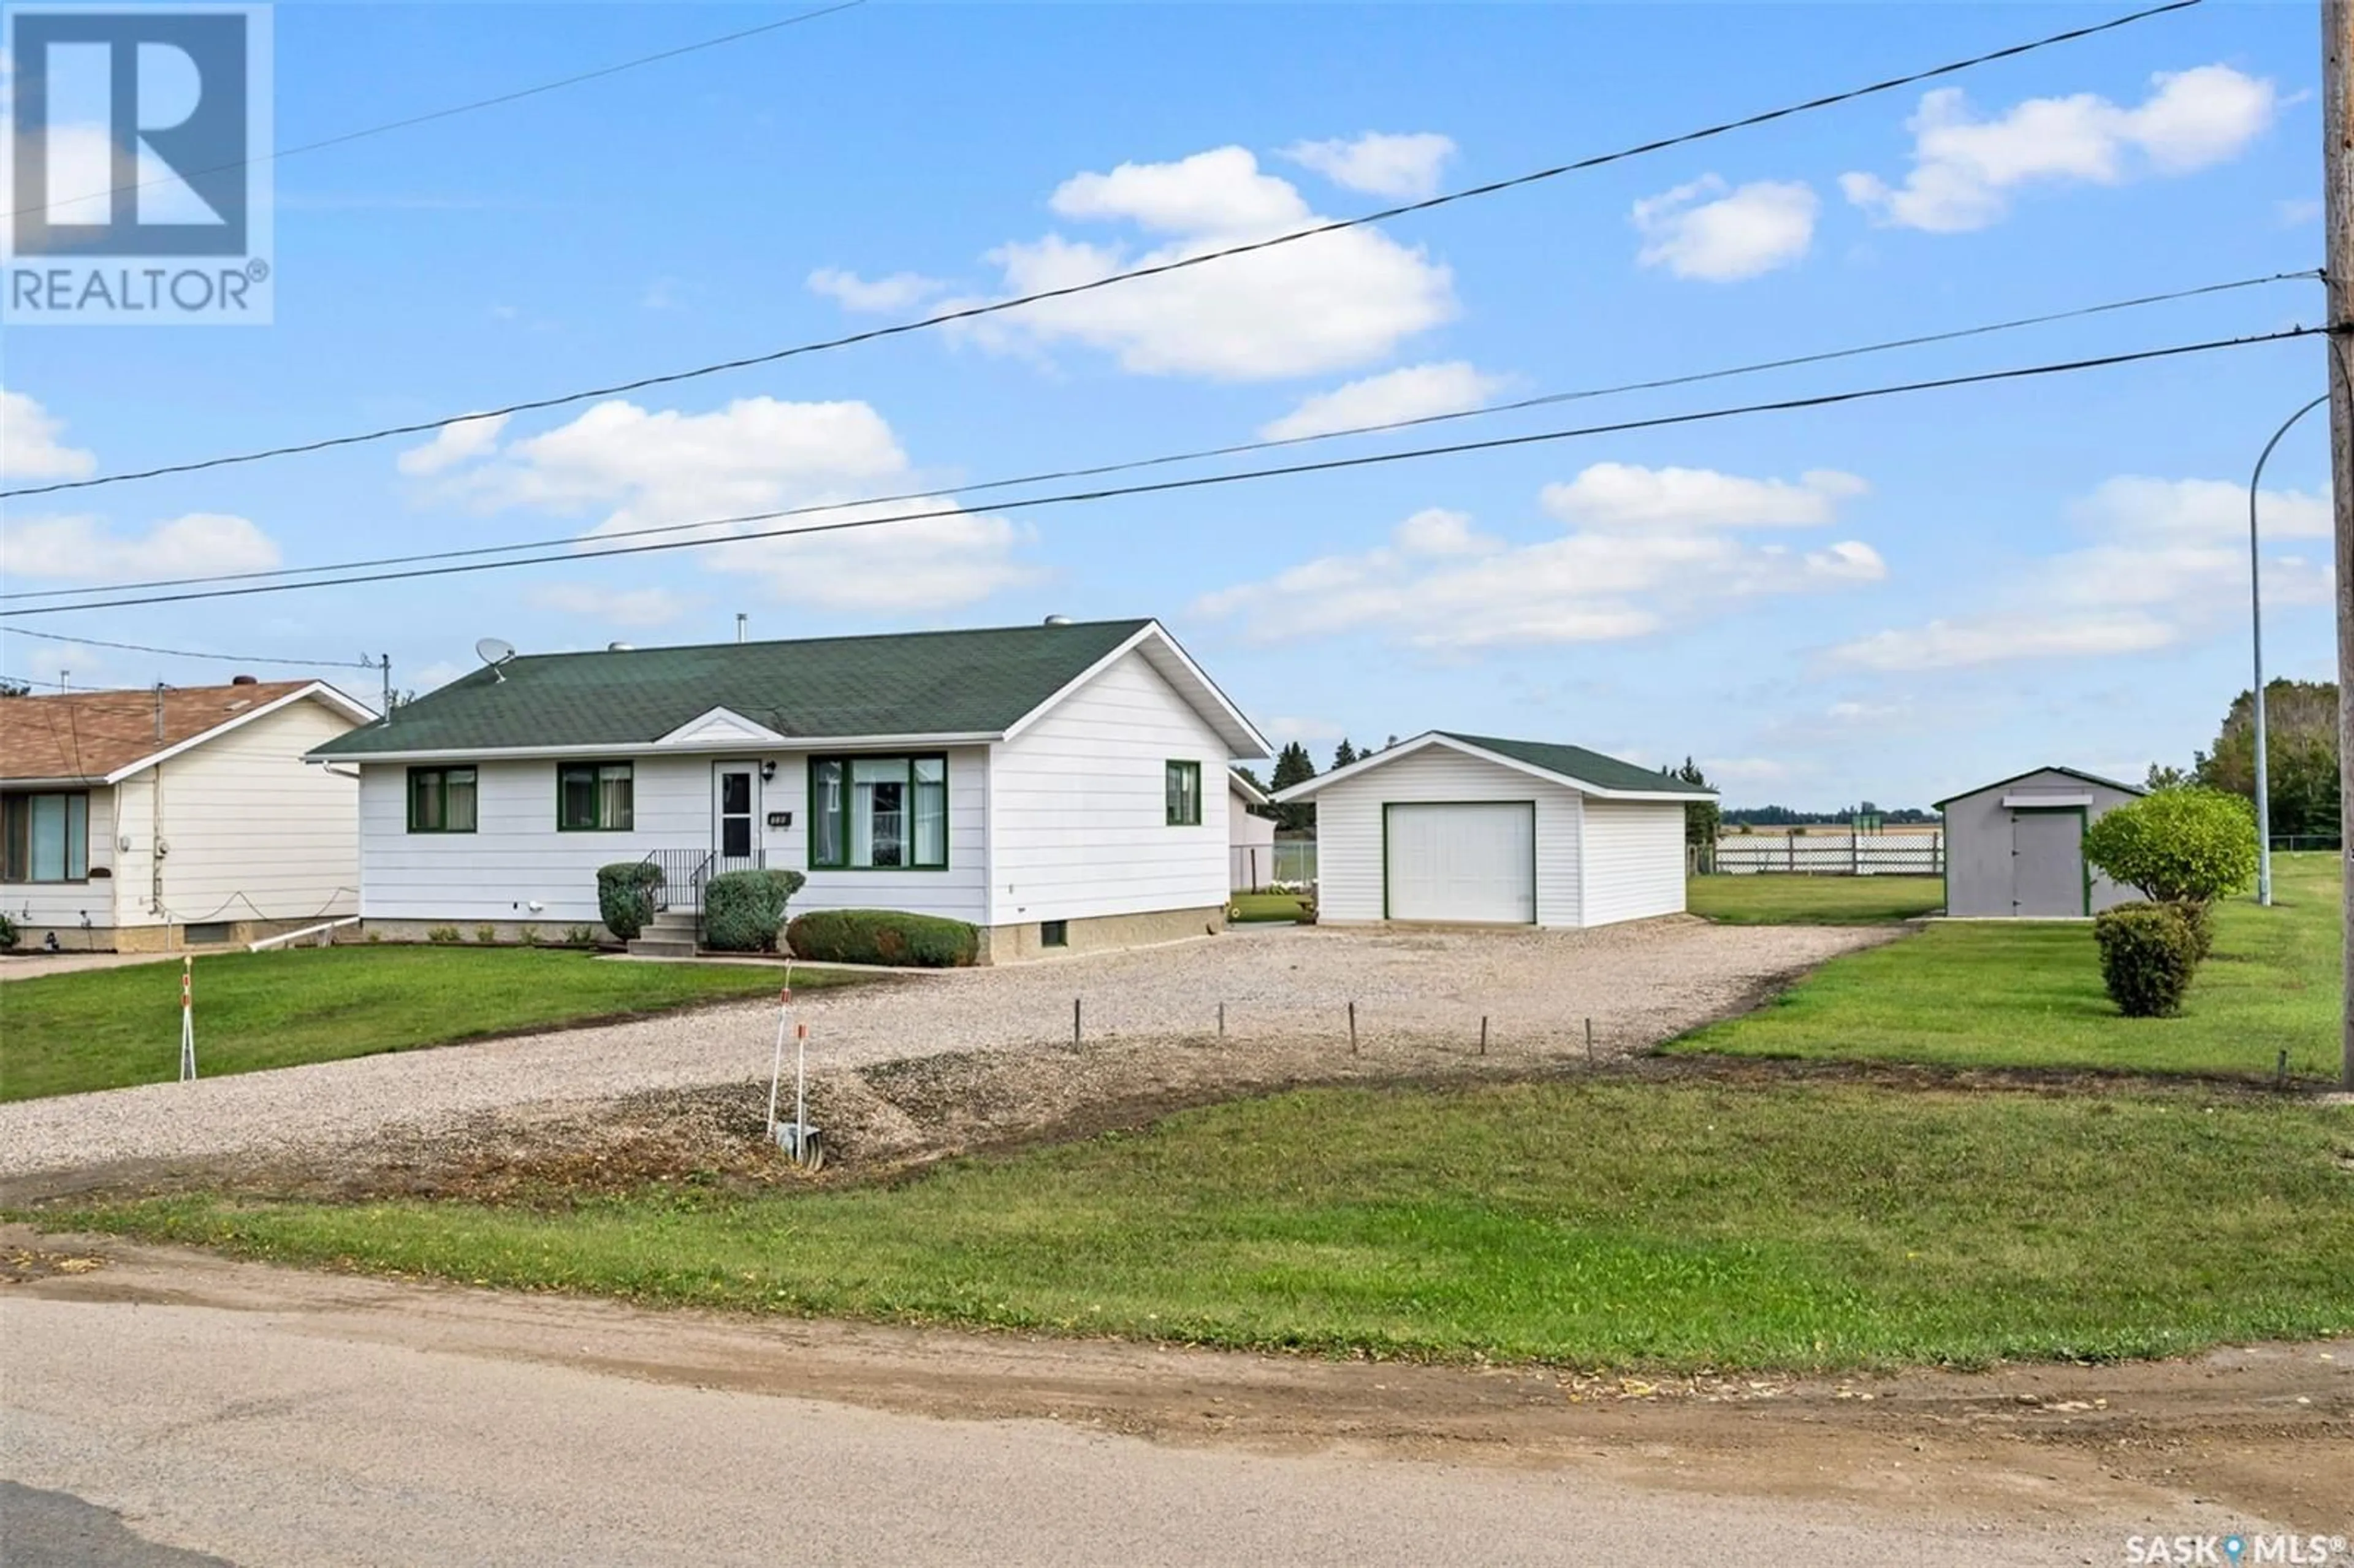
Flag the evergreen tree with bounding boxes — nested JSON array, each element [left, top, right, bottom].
[[1332, 738, 1358, 769], [1269, 741, 1318, 834], [1674, 757, 1720, 848]]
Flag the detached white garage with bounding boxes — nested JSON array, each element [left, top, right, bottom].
[[1273, 731, 1714, 929]]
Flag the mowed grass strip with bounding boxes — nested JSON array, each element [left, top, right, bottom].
[[0, 946, 861, 1102], [1686, 874, 1944, 925], [1228, 891, 1312, 923], [58, 1080, 2354, 1371], [1674, 853, 2342, 1081]]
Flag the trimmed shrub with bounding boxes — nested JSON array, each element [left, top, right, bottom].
[[2082, 787, 2258, 907], [596, 861, 664, 943], [0, 913, 16, 951], [787, 908, 980, 968], [703, 868, 808, 953], [2092, 901, 2199, 1018], [2168, 897, 2215, 963]]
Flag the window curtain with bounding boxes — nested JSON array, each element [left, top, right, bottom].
[[912, 758, 946, 866], [445, 769, 478, 832], [812, 759, 845, 866], [851, 758, 901, 867], [596, 764, 633, 831]]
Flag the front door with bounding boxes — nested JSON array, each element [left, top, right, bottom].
[[714, 764, 760, 873]]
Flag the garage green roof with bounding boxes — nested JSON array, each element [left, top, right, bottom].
[[1439, 733, 1717, 796], [314, 618, 1156, 757]]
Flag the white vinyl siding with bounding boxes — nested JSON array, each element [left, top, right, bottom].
[[986, 649, 1230, 926], [1308, 748, 1583, 927], [123, 697, 362, 929], [0, 783, 119, 933], [357, 747, 989, 929], [1577, 801, 1688, 926]]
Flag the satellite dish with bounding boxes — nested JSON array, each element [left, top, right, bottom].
[[474, 636, 517, 682]]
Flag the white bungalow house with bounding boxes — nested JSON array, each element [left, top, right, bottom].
[[1, 678, 372, 951], [1272, 731, 1712, 929], [310, 618, 1270, 961]]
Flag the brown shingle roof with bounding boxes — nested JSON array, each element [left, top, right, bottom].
[[0, 680, 322, 783]]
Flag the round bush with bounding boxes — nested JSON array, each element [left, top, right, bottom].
[[596, 861, 664, 943], [786, 908, 980, 968], [703, 868, 807, 953], [2082, 787, 2258, 907], [2092, 901, 2199, 1019]]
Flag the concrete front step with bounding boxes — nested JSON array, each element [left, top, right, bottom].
[[627, 937, 699, 958]]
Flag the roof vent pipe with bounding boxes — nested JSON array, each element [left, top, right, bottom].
[[230, 674, 258, 685], [1043, 614, 1072, 626], [608, 642, 633, 652], [736, 612, 748, 644]]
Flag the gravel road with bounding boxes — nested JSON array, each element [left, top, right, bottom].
[[0, 919, 1889, 1181]]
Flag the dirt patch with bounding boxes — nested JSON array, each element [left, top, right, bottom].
[[12, 1031, 2333, 1213]]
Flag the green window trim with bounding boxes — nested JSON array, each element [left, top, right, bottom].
[[2, 790, 91, 883], [807, 753, 949, 871], [405, 766, 478, 834], [1165, 759, 1203, 826], [557, 761, 634, 832]]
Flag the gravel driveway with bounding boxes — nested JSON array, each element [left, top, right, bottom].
[[0, 919, 1890, 1181]]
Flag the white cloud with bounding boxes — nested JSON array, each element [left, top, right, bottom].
[[1195, 468, 1883, 652], [1842, 66, 2278, 233], [526, 582, 691, 628], [641, 278, 684, 312], [2279, 197, 2322, 226], [1541, 463, 1867, 530], [1631, 176, 1818, 281], [1279, 131, 1457, 200], [1260, 362, 1503, 441], [0, 512, 280, 580], [1825, 472, 2326, 672], [0, 389, 97, 481], [395, 414, 509, 477], [806, 267, 947, 314], [951, 147, 1455, 380], [441, 396, 1037, 613]]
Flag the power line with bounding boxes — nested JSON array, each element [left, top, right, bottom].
[[1, 268, 2310, 606], [9, 1, 864, 223], [0, 626, 379, 668], [2, 324, 2314, 620], [0, 0, 2204, 503]]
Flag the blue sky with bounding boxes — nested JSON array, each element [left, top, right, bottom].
[[0, 1, 2333, 807]]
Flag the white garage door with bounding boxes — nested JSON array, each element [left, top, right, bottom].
[[1385, 802, 1536, 924]]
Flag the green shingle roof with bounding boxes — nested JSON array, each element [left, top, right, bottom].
[[314, 618, 1154, 757], [1438, 733, 1716, 796]]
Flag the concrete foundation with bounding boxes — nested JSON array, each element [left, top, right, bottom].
[[979, 905, 1225, 964], [5, 916, 341, 954], [341, 919, 612, 949]]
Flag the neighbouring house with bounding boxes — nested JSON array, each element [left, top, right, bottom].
[[308, 618, 1270, 961], [1228, 768, 1278, 891], [1935, 766, 2144, 918], [0, 678, 372, 951], [1272, 731, 1714, 928]]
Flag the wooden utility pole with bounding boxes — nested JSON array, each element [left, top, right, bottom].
[[2329, 0, 2354, 1089]]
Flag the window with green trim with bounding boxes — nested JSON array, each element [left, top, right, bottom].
[[809, 754, 946, 869], [406, 767, 477, 834], [1165, 760, 1202, 826], [557, 761, 633, 831]]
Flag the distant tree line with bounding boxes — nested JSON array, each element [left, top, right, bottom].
[[1721, 802, 1936, 826]]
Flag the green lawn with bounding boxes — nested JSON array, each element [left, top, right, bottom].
[[57, 1079, 2354, 1370], [1674, 853, 2342, 1080], [0, 947, 864, 1102], [1687, 874, 1945, 924], [1228, 891, 1312, 923]]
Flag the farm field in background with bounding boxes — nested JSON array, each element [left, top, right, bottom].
[[1686, 875, 1943, 925], [1674, 853, 2341, 1081]]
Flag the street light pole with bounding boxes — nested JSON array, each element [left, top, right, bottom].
[[2250, 394, 2328, 908]]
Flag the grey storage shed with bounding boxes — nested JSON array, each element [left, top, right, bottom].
[[1934, 767, 2145, 918]]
